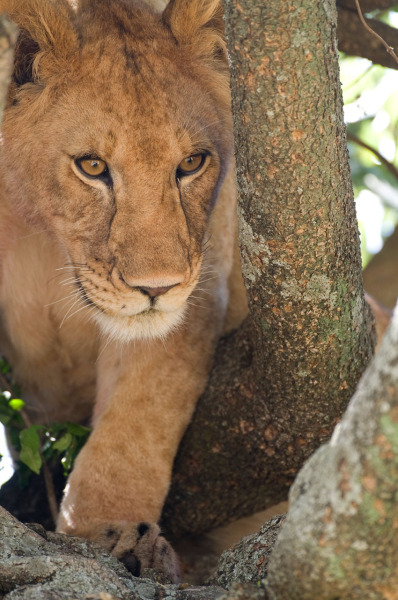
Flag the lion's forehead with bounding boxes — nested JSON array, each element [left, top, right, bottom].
[[56, 66, 219, 169]]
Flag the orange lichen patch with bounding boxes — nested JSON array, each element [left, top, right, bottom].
[[374, 585, 398, 599], [258, 56, 270, 77], [375, 433, 388, 446], [264, 425, 277, 441], [297, 438, 308, 446], [339, 458, 351, 498], [277, 83, 287, 97], [269, 135, 280, 148], [379, 447, 394, 461], [246, 71, 256, 92], [322, 506, 333, 524], [374, 498, 386, 520], [362, 475, 377, 492], [267, 165, 279, 179], [290, 152, 304, 164], [239, 420, 254, 434], [291, 129, 303, 141]]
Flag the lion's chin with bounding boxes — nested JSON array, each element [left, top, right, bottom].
[[93, 305, 187, 343]]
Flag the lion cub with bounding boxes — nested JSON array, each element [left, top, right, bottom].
[[0, 0, 246, 580]]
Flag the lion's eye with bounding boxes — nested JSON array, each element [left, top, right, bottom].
[[177, 153, 206, 178], [76, 157, 108, 179]]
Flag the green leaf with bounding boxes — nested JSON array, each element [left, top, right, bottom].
[[9, 398, 25, 411], [19, 426, 42, 475], [0, 358, 11, 374], [0, 412, 12, 427], [53, 432, 73, 452], [66, 423, 91, 437]]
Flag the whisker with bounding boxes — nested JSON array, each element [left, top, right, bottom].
[[185, 300, 205, 309], [191, 288, 212, 296], [59, 277, 78, 287], [18, 229, 52, 240], [198, 275, 218, 284], [55, 263, 91, 273], [44, 292, 80, 308], [96, 335, 113, 364], [188, 294, 207, 304], [59, 296, 85, 329], [63, 301, 94, 324]]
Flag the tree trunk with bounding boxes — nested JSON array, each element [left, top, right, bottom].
[[162, 0, 374, 538], [265, 300, 398, 598]]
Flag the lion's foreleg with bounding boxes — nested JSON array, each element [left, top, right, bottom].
[[56, 316, 220, 580]]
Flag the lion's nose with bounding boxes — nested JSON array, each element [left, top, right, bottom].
[[138, 284, 178, 298]]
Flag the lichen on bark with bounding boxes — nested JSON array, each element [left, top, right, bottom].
[[265, 304, 398, 598]]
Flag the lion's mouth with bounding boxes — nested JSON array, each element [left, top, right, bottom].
[[92, 303, 187, 343], [71, 275, 189, 342]]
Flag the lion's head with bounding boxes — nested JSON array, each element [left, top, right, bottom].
[[1, 0, 233, 341]]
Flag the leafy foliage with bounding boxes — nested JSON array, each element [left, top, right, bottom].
[[0, 389, 90, 478], [340, 53, 398, 266]]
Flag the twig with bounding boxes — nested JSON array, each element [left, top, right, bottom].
[[347, 131, 398, 183], [354, 0, 398, 65], [0, 370, 59, 526]]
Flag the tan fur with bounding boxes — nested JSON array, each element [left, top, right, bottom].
[[0, 0, 247, 576]]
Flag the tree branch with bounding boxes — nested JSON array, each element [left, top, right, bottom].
[[337, 6, 398, 69], [354, 0, 398, 64], [347, 131, 398, 182], [338, 0, 397, 13]]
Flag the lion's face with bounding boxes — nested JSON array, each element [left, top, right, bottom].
[[2, 1, 233, 341]]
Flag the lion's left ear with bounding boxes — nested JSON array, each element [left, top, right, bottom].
[[162, 0, 227, 66]]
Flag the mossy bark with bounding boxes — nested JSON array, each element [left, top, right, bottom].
[[266, 304, 398, 598], [162, 0, 374, 537]]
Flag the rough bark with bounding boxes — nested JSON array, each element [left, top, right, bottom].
[[337, 5, 398, 70], [264, 302, 398, 599], [0, 506, 224, 600], [211, 516, 286, 589], [162, 0, 374, 538], [218, 584, 268, 600]]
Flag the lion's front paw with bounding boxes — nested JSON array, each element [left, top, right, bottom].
[[91, 522, 180, 583]]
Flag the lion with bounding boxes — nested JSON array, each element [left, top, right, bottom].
[[0, 0, 247, 582]]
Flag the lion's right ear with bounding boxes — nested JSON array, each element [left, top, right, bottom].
[[162, 0, 227, 67], [2, 0, 77, 86]]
